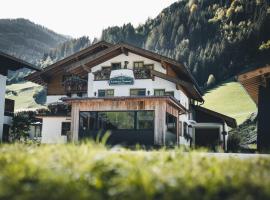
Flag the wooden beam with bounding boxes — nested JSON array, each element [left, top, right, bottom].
[[82, 64, 91, 73], [161, 60, 168, 70], [121, 46, 128, 56], [238, 65, 270, 82]]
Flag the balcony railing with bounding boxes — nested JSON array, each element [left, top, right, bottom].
[[94, 67, 153, 80], [5, 98, 14, 116], [133, 67, 152, 79], [63, 76, 87, 94], [94, 68, 111, 81]]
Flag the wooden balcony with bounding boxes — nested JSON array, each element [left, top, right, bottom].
[[133, 67, 152, 79], [94, 66, 153, 81], [63, 76, 87, 94], [94, 68, 111, 81], [4, 98, 14, 116]]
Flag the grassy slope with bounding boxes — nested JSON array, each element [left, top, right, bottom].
[[6, 81, 45, 112], [203, 82, 257, 124]]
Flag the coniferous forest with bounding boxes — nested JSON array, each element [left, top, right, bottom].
[[0, 0, 269, 87]]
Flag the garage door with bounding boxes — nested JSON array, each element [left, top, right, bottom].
[[195, 128, 220, 150]]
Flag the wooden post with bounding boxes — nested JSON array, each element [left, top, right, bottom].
[[257, 79, 270, 152]]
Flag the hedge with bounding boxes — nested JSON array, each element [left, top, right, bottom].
[[0, 143, 269, 200]]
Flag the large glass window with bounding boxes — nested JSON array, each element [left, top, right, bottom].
[[97, 112, 135, 130], [79, 111, 154, 131], [130, 89, 146, 96], [137, 111, 154, 130], [166, 113, 177, 134]]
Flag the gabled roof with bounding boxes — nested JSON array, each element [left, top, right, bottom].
[[26, 41, 112, 84], [65, 42, 203, 101], [0, 51, 40, 72], [193, 106, 237, 128], [238, 64, 270, 105], [26, 41, 203, 102]]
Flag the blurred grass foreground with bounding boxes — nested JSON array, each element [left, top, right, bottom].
[[0, 142, 270, 200]]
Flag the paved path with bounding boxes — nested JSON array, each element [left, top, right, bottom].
[[200, 152, 270, 159]]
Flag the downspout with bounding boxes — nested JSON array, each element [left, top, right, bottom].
[[222, 121, 227, 152]]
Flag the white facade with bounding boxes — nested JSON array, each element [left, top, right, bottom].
[[43, 52, 192, 145], [0, 74, 7, 141], [41, 50, 231, 149], [88, 52, 190, 110], [41, 117, 70, 144]]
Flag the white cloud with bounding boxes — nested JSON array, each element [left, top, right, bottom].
[[0, 0, 178, 38]]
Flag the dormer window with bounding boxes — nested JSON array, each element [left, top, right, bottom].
[[112, 63, 121, 70]]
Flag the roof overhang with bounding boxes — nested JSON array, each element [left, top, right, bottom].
[[193, 106, 237, 128], [25, 41, 112, 85], [238, 65, 270, 105], [63, 96, 187, 113], [0, 51, 40, 74]]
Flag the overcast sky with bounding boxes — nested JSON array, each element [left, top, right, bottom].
[[0, 0, 178, 39]]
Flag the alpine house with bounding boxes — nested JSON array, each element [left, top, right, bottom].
[[27, 41, 237, 150]]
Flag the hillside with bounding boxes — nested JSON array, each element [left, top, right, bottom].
[[101, 0, 270, 86], [203, 81, 257, 124], [6, 82, 46, 112], [0, 18, 68, 63]]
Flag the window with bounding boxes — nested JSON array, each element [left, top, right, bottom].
[[130, 89, 146, 96], [183, 122, 189, 139], [165, 91, 174, 97], [179, 122, 183, 136], [79, 111, 154, 131], [98, 89, 114, 97], [154, 89, 165, 96], [137, 111, 154, 130], [61, 122, 71, 136], [166, 113, 177, 134], [133, 61, 144, 68], [98, 112, 135, 130], [112, 63, 121, 70]]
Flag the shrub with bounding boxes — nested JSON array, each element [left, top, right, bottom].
[[0, 143, 269, 200], [227, 133, 242, 152]]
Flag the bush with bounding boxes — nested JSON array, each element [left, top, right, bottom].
[[227, 133, 242, 152], [0, 143, 269, 200]]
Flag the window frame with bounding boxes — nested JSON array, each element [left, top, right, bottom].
[[98, 89, 115, 97], [61, 122, 71, 136], [133, 61, 144, 68], [154, 89, 165, 96], [130, 88, 146, 96], [111, 62, 122, 70]]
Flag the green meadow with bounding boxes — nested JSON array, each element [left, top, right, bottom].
[[203, 81, 257, 124]]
